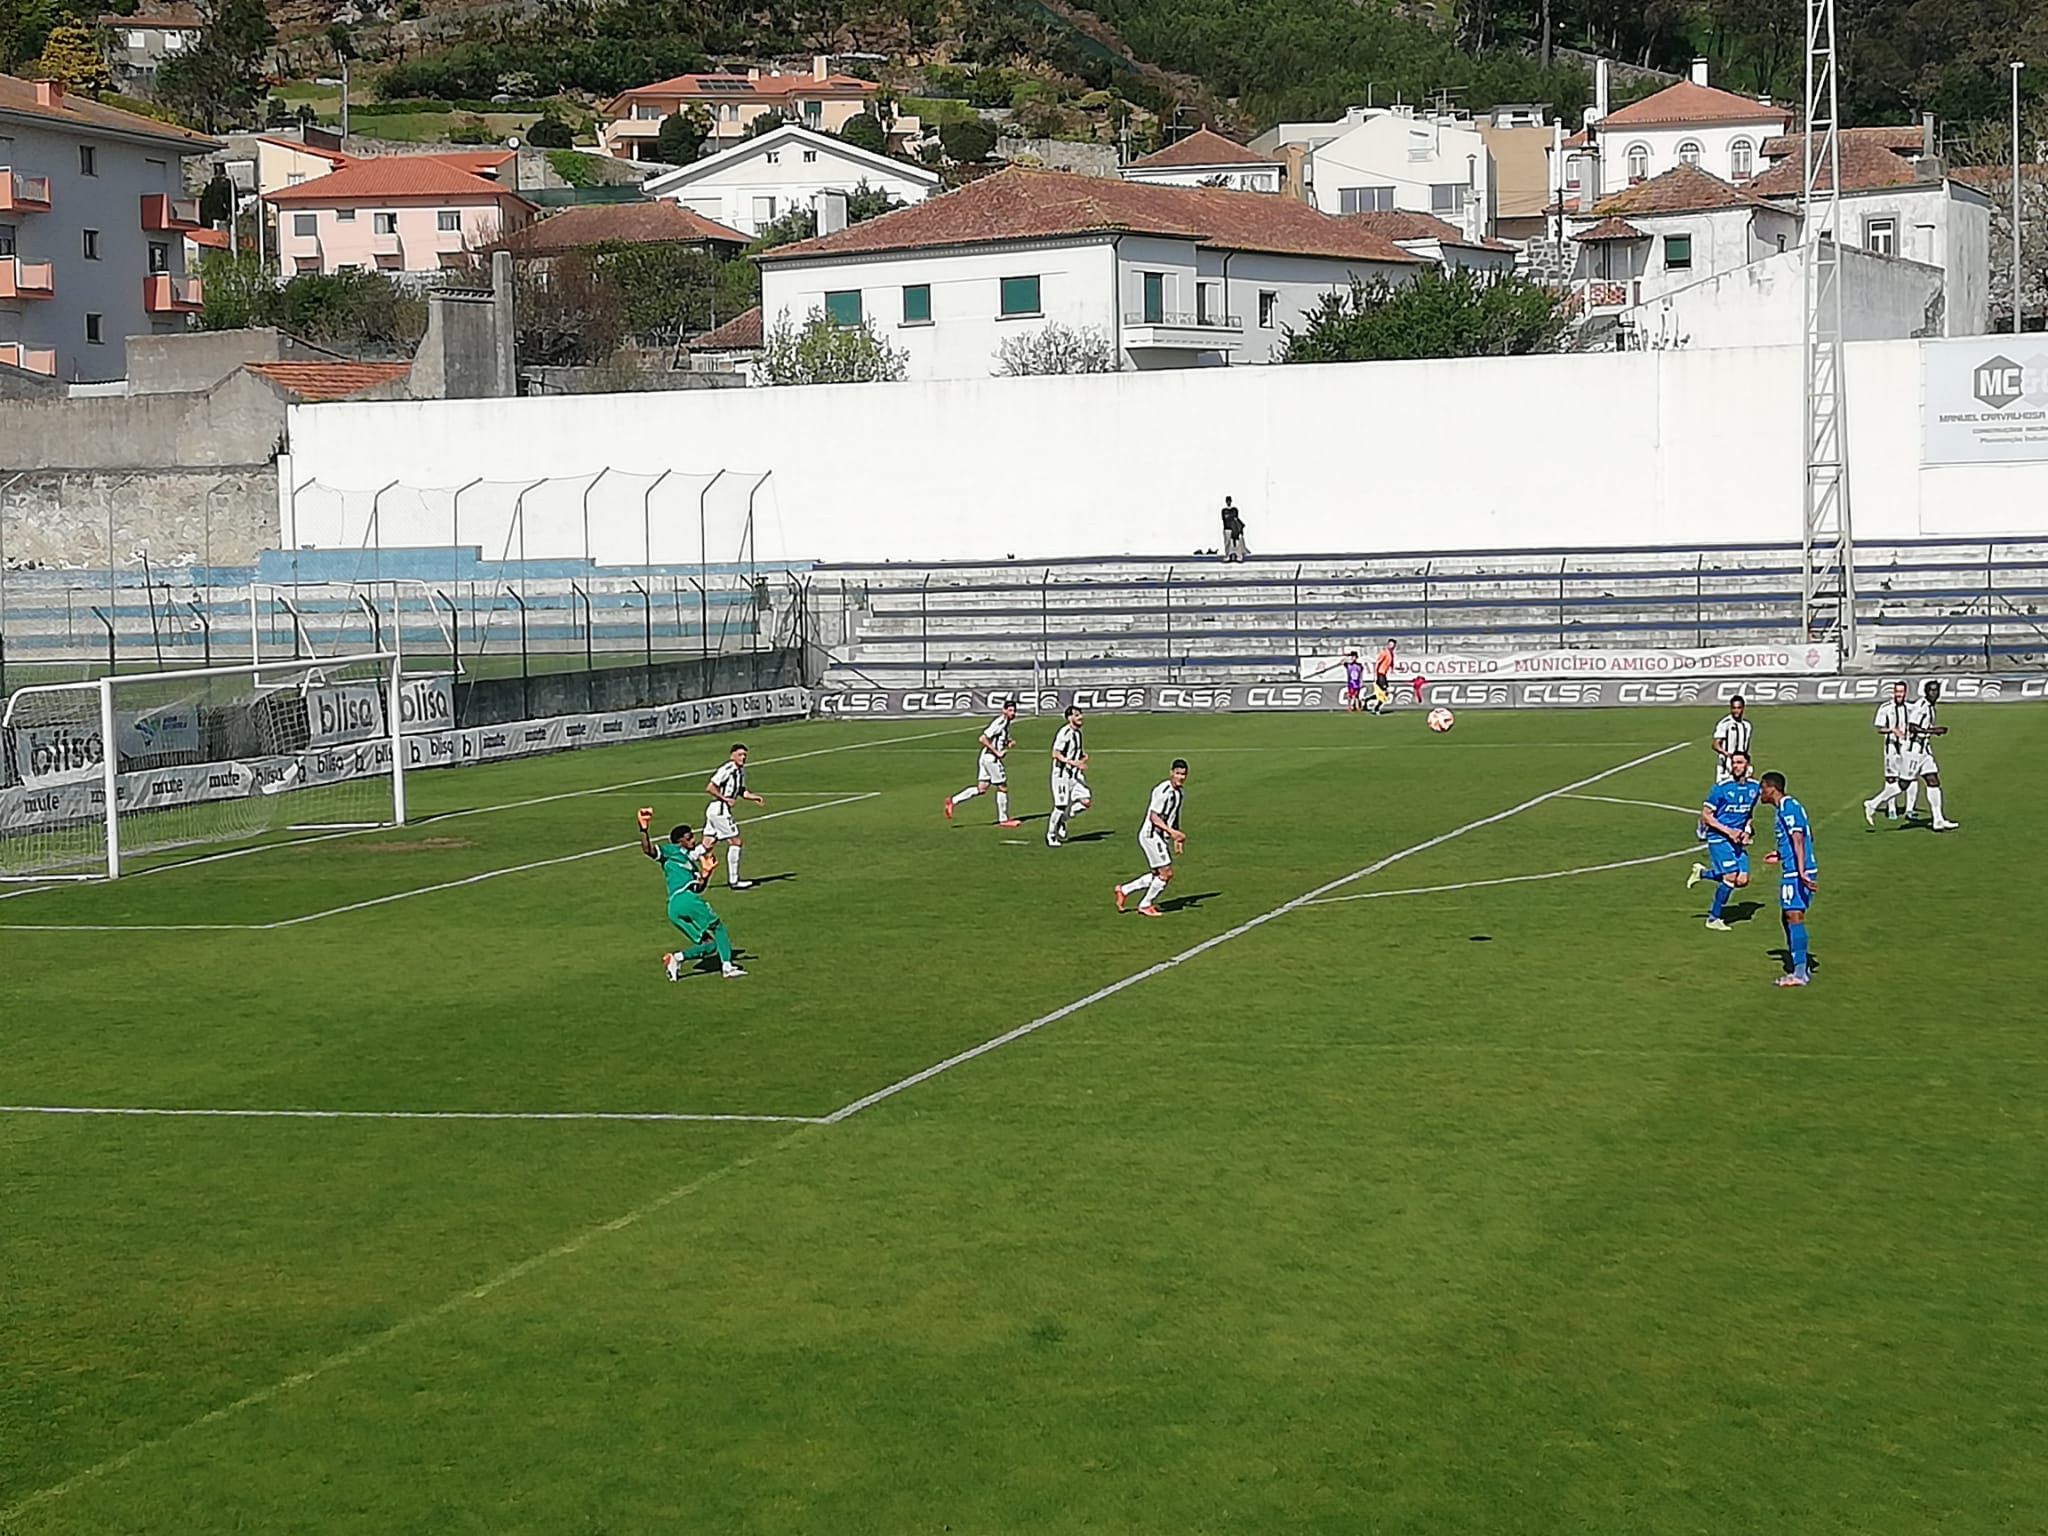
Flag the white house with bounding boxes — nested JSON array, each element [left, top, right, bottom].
[[1567, 164, 1800, 314], [1746, 128, 1992, 335], [641, 122, 938, 237], [755, 166, 1425, 380], [1307, 106, 1495, 241], [1120, 128, 1285, 194], [1562, 66, 1793, 200]]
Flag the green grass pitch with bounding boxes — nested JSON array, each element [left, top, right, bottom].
[[4, 703, 2046, 1534]]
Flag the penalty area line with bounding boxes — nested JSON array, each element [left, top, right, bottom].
[[0, 793, 878, 933], [819, 739, 1692, 1125], [1560, 792, 1701, 816], [1299, 844, 1704, 907], [0, 1105, 825, 1125]]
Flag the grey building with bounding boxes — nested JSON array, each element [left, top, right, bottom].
[[95, 7, 204, 94], [0, 73, 218, 384]]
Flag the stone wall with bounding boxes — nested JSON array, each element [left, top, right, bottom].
[[0, 368, 284, 471], [1, 466, 280, 568], [995, 137, 1121, 176]]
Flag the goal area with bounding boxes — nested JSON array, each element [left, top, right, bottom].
[[0, 653, 407, 881]]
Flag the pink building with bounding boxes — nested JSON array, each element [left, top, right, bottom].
[[263, 156, 534, 278]]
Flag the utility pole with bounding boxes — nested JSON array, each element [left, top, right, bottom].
[[2013, 61, 2025, 333]]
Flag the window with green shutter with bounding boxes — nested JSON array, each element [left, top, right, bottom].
[[1663, 234, 1692, 271], [824, 290, 862, 326], [999, 274, 1041, 316], [902, 283, 931, 324]]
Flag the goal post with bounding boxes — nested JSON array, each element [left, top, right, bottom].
[[1, 651, 406, 881]]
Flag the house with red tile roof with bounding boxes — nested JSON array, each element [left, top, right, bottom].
[[1120, 129, 1285, 195], [1561, 63, 1793, 208], [640, 122, 937, 237], [264, 155, 534, 279], [1305, 107, 1499, 242], [600, 57, 882, 161], [755, 166, 1424, 378], [1339, 210, 1517, 273]]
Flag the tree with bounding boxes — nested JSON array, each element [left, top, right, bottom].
[[155, 0, 276, 132], [838, 111, 886, 153], [759, 308, 908, 384], [939, 116, 998, 163], [994, 322, 1119, 375], [198, 171, 233, 227], [746, 109, 792, 138], [29, 22, 111, 92], [1279, 269, 1570, 364], [0, 0, 57, 74], [653, 108, 707, 165], [525, 115, 575, 148], [325, 21, 354, 64]]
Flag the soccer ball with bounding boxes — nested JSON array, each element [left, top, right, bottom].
[[1427, 707, 1456, 733]]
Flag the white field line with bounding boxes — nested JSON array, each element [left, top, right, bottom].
[[0, 741, 1688, 1523], [1561, 792, 1701, 816], [0, 727, 952, 903], [0, 794, 877, 933], [0, 1105, 824, 1125], [1299, 844, 1703, 907], [817, 740, 1691, 1124]]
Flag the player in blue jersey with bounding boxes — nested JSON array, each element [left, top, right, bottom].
[[1758, 772, 1817, 988], [1685, 749, 1760, 931]]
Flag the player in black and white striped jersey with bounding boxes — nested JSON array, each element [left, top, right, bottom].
[[1900, 680, 1959, 830], [943, 699, 1021, 828], [1114, 759, 1188, 917], [1863, 681, 1914, 825], [1712, 696, 1754, 785], [1046, 704, 1091, 847]]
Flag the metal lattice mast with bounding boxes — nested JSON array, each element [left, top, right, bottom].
[[1801, 0, 1858, 658]]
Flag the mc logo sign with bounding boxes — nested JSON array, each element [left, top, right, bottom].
[[1974, 356, 2025, 410]]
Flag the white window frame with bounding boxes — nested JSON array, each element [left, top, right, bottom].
[[1729, 138, 1754, 181], [1677, 140, 1703, 167], [1429, 182, 1467, 215], [1865, 216, 1898, 257], [1626, 143, 1649, 183], [373, 211, 399, 235], [1338, 185, 1394, 214], [293, 212, 318, 237], [437, 209, 462, 232]]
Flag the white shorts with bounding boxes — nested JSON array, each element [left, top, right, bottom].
[[1138, 830, 1173, 869], [704, 802, 740, 840], [977, 750, 1007, 786], [1714, 761, 1735, 786], [1051, 773, 1090, 809], [1899, 749, 1937, 779]]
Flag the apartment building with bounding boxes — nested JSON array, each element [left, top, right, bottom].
[[265, 156, 534, 278], [600, 58, 881, 161], [0, 73, 216, 384]]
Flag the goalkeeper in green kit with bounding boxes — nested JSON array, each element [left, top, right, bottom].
[[639, 807, 747, 981]]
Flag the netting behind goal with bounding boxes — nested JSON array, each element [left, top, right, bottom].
[[0, 654, 404, 880]]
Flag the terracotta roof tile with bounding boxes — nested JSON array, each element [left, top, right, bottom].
[[1127, 128, 1274, 169], [1745, 138, 1920, 196], [759, 166, 1425, 265], [247, 361, 411, 401], [264, 156, 534, 206], [505, 200, 747, 253], [417, 149, 516, 177], [1592, 162, 1772, 216], [185, 225, 230, 248], [1575, 80, 1792, 137], [688, 306, 763, 350], [1342, 209, 1514, 250], [96, 6, 202, 26], [0, 71, 217, 148], [257, 133, 351, 166], [1762, 126, 1927, 160], [607, 70, 877, 110], [1574, 216, 1648, 242]]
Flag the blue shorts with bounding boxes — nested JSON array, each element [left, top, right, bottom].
[[1779, 872, 1817, 913], [1706, 838, 1748, 879]]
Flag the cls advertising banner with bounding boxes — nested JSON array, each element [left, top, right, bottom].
[[815, 674, 2048, 717], [1297, 644, 1840, 683], [1923, 338, 2048, 464]]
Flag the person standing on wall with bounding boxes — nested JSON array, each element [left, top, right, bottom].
[[1220, 497, 1248, 562]]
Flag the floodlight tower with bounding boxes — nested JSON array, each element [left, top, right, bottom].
[[1801, 0, 1859, 658]]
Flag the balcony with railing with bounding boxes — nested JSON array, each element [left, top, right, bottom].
[[0, 340, 57, 374], [143, 272, 204, 313], [0, 257, 55, 299], [140, 192, 203, 230], [1123, 309, 1246, 351], [0, 169, 52, 213]]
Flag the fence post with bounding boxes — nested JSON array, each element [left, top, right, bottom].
[[1039, 568, 1050, 675], [1164, 565, 1175, 683], [1422, 561, 1432, 653], [186, 600, 211, 670], [1986, 541, 1995, 669], [92, 605, 115, 678], [920, 572, 931, 689], [1558, 557, 1568, 647], [631, 579, 653, 674], [572, 581, 592, 675], [1696, 554, 1705, 649], [503, 586, 530, 719], [1292, 562, 1303, 673]]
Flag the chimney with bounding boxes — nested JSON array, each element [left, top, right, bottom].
[[1922, 110, 1937, 159], [746, 66, 760, 82], [1595, 58, 1610, 121], [1690, 57, 1709, 87], [817, 189, 847, 235], [33, 78, 64, 109], [813, 54, 828, 81], [1577, 145, 1601, 214]]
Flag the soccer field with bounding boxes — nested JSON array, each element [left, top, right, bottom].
[[4, 703, 2046, 1533]]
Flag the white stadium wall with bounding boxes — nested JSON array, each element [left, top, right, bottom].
[[280, 338, 2048, 568]]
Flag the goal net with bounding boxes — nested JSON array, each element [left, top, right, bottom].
[[0, 653, 406, 880]]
